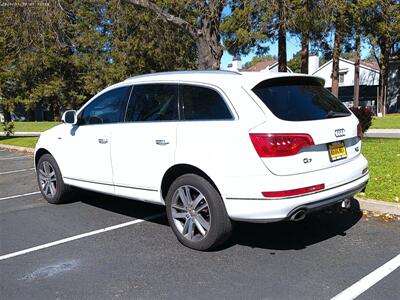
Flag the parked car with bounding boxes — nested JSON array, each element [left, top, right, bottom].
[[0, 112, 26, 123], [34, 71, 369, 250], [10, 112, 26, 121]]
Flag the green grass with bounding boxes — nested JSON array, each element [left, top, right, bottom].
[[0, 137, 39, 148], [12, 121, 60, 132], [370, 114, 400, 129], [358, 138, 400, 203]]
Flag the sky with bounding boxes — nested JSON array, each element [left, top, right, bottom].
[[220, 35, 372, 69]]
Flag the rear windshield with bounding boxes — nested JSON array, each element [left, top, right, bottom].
[[252, 77, 350, 121]]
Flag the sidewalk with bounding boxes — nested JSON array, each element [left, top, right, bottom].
[[364, 129, 400, 138], [0, 131, 41, 137]]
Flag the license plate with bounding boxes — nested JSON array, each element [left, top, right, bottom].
[[328, 141, 347, 162]]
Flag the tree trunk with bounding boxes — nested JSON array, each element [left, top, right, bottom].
[[331, 26, 341, 97], [123, 0, 224, 70], [353, 25, 360, 107], [300, 32, 309, 74], [381, 44, 390, 115], [197, 36, 222, 70], [278, 0, 287, 72], [1, 104, 11, 123]]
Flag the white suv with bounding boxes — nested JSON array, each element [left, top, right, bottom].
[[35, 71, 369, 250]]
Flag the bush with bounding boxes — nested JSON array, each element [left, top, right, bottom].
[[349, 106, 374, 133], [2, 121, 15, 136]]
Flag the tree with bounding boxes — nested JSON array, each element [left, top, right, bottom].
[[322, 0, 353, 97], [221, 1, 271, 57], [123, 0, 226, 70], [222, 0, 290, 71], [288, 51, 302, 73], [0, 0, 197, 121], [243, 55, 278, 69], [277, 0, 287, 72], [363, 0, 400, 115], [352, 0, 362, 107], [290, 0, 329, 74]]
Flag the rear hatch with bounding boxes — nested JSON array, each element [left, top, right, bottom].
[[248, 76, 362, 176]]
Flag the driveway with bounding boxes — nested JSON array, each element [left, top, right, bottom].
[[0, 149, 399, 299]]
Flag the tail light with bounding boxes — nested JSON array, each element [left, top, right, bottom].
[[262, 183, 325, 198], [357, 123, 363, 140], [249, 133, 314, 157]]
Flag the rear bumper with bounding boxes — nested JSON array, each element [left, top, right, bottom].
[[224, 173, 368, 222], [285, 180, 367, 218], [221, 154, 369, 222]]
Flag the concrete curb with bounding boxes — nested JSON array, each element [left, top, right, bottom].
[[365, 129, 400, 139], [1, 143, 399, 216], [356, 197, 400, 216], [0, 144, 35, 154], [0, 132, 41, 137]]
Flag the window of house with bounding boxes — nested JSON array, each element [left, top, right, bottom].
[[339, 73, 345, 84]]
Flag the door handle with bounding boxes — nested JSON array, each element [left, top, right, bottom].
[[98, 138, 108, 144], [155, 139, 169, 145]]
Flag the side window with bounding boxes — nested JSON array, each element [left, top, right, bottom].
[[125, 84, 179, 122], [181, 85, 232, 120], [80, 86, 131, 125]]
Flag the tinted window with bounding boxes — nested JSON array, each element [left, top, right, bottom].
[[181, 85, 232, 120], [125, 84, 179, 122], [80, 87, 131, 125], [252, 77, 350, 121]]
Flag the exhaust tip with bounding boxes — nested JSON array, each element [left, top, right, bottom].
[[341, 198, 351, 209], [289, 209, 307, 221]]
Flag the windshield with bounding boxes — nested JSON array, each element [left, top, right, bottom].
[[252, 77, 350, 121]]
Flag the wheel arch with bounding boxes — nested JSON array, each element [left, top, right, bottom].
[[34, 148, 53, 168], [160, 164, 222, 201]]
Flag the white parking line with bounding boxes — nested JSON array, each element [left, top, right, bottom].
[[0, 191, 41, 201], [331, 253, 400, 300], [0, 155, 31, 160], [0, 168, 35, 175], [0, 212, 165, 261]]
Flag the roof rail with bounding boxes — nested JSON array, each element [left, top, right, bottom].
[[125, 70, 241, 81]]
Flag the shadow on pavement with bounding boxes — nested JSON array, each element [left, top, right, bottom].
[[77, 190, 168, 226], [79, 191, 362, 251], [224, 199, 363, 251]]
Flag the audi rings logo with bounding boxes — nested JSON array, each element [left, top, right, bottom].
[[334, 128, 346, 137]]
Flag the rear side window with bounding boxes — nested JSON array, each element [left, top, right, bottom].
[[180, 85, 232, 120], [252, 77, 350, 121], [125, 84, 179, 122], [80, 86, 131, 125]]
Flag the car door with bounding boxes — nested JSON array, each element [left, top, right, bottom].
[[60, 86, 131, 193], [111, 83, 179, 204]]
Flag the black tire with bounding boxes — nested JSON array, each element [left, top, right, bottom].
[[165, 174, 232, 251], [36, 154, 72, 204]]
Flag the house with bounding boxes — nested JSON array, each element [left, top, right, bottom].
[[226, 56, 293, 73], [310, 56, 380, 109]]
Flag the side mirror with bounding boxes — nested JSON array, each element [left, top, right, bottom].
[[62, 110, 78, 125]]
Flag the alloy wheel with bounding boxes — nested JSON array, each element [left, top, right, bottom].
[[38, 161, 57, 198], [171, 185, 211, 241]]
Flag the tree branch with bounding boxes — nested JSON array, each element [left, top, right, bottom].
[[123, 0, 199, 39]]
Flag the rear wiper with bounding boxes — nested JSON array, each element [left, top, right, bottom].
[[326, 110, 351, 118]]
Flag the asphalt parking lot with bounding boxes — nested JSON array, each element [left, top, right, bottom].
[[0, 149, 399, 300]]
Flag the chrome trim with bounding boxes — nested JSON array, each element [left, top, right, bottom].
[[64, 177, 158, 192]]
